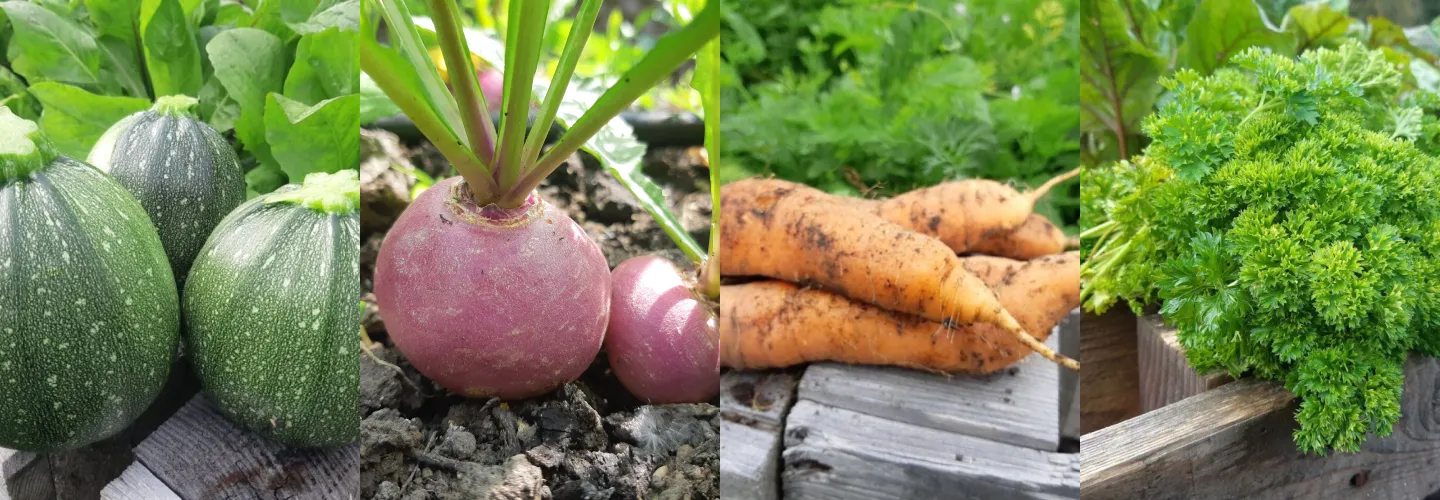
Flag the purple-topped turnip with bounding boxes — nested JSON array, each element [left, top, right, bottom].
[[607, 255, 718, 403], [364, 0, 718, 400]]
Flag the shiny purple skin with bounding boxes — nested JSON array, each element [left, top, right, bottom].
[[606, 256, 719, 403], [374, 177, 610, 400], [478, 69, 504, 114]]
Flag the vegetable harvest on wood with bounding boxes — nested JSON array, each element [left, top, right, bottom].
[[719, 175, 1081, 373], [1081, 43, 1440, 454], [363, 0, 720, 401]]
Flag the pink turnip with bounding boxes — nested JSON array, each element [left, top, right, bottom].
[[374, 177, 611, 400], [606, 255, 719, 403], [478, 68, 504, 114]]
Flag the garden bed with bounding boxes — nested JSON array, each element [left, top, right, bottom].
[[358, 128, 718, 500]]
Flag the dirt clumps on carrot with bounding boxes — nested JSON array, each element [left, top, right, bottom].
[[966, 214, 1068, 260], [720, 252, 1079, 372], [720, 178, 1078, 371], [868, 168, 1078, 253]]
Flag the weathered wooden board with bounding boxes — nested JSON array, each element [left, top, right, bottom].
[[719, 420, 781, 500], [719, 370, 800, 430], [782, 400, 1079, 500], [1057, 311, 1080, 442], [796, 325, 1061, 451], [1081, 354, 1440, 499], [100, 462, 181, 500], [0, 450, 47, 500], [134, 395, 358, 500], [719, 370, 798, 500], [1079, 306, 1142, 433], [1136, 315, 1230, 412]]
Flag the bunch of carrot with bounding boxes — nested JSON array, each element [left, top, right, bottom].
[[719, 170, 1081, 373]]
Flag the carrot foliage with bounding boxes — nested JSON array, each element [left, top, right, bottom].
[[1082, 42, 1440, 454]]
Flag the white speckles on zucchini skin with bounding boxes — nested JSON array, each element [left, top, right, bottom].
[[87, 109, 245, 285], [182, 184, 360, 448], [0, 158, 180, 452]]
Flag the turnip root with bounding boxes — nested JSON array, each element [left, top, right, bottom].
[[606, 256, 718, 403], [374, 177, 611, 400]]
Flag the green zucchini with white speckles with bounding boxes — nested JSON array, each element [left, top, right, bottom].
[[183, 171, 360, 447], [88, 95, 245, 284], [0, 109, 180, 452]]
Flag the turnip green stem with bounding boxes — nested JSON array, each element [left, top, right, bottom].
[[500, 1, 719, 205], [492, 0, 549, 197], [520, 0, 603, 175], [429, 0, 497, 163]]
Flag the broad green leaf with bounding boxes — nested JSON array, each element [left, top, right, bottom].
[[245, 161, 286, 195], [284, 27, 357, 103], [250, 0, 299, 40], [84, 0, 141, 46], [289, 0, 357, 35], [1180, 0, 1293, 75], [211, 0, 252, 26], [0, 2, 104, 87], [358, 72, 400, 123], [207, 28, 286, 169], [1080, 0, 1166, 160], [1368, 16, 1438, 67], [197, 75, 240, 131], [264, 93, 359, 181], [1284, 3, 1351, 53], [96, 36, 148, 97], [141, 0, 203, 97], [28, 81, 149, 157], [0, 92, 40, 120]]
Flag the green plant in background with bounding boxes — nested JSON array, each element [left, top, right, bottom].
[[0, 0, 360, 196], [720, 0, 1080, 227], [1081, 0, 1440, 167], [1081, 42, 1440, 454]]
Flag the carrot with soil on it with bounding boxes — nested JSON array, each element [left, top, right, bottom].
[[721, 252, 1080, 372], [719, 178, 1079, 370], [965, 214, 1068, 260], [869, 168, 1079, 252]]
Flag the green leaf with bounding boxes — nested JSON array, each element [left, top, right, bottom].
[[1080, 0, 1167, 161], [284, 27, 357, 103], [288, 0, 357, 35], [358, 72, 400, 124], [0, 2, 104, 88], [196, 75, 240, 132], [141, 0, 204, 97], [264, 93, 359, 181], [244, 161, 286, 195], [211, 0, 252, 26], [27, 81, 150, 157], [1283, 3, 1351, 53], [250, 0, 299, 41], [84, 0, 141, 46], [96, 35, 149, 98], [1180, 0, 1293, 75], [207, 27, 286, 170]]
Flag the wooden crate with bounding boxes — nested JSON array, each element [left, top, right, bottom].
[[1080, 314, 1440, 499], [721, 313, 1081, 499], [0, 359, 357, 500]]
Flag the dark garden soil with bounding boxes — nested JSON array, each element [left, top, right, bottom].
[[358, 128, 718, 500]]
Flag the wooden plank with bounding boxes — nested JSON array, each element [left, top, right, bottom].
[[1136, 315, 1230, 412], [1081, 354, 1440, 499], [1079, 306, 1142, 433], [135, 395, 358, 500], [0, 451, 48, 500], [796, 326, 1061, 451], [719, 420, 781, 500], [101, 462, 181, 500], [1057, 311, 1080, 442], [782, 400, 1079, 500], [719, 370, 799, 430]]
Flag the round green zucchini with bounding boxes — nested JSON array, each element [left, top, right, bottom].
[[88, 95, 245, 284], [0, 109, 179, 451], [183, 171, 360, 447]]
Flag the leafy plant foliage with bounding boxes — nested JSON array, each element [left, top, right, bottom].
[[720, 0, 1080, 226], [1082, 43, 1440, 454], [0, 0, 360, 195]]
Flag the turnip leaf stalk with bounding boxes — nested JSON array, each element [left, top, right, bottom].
[[690, 1, 721, 300], [362, 0, 719, 210]]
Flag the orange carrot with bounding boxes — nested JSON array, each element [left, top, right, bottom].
[[870, 168, 1079, 252], [720, 178, 1078, 370], [721, 252, 1080, 372], [965, 214, 1068, 259]]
